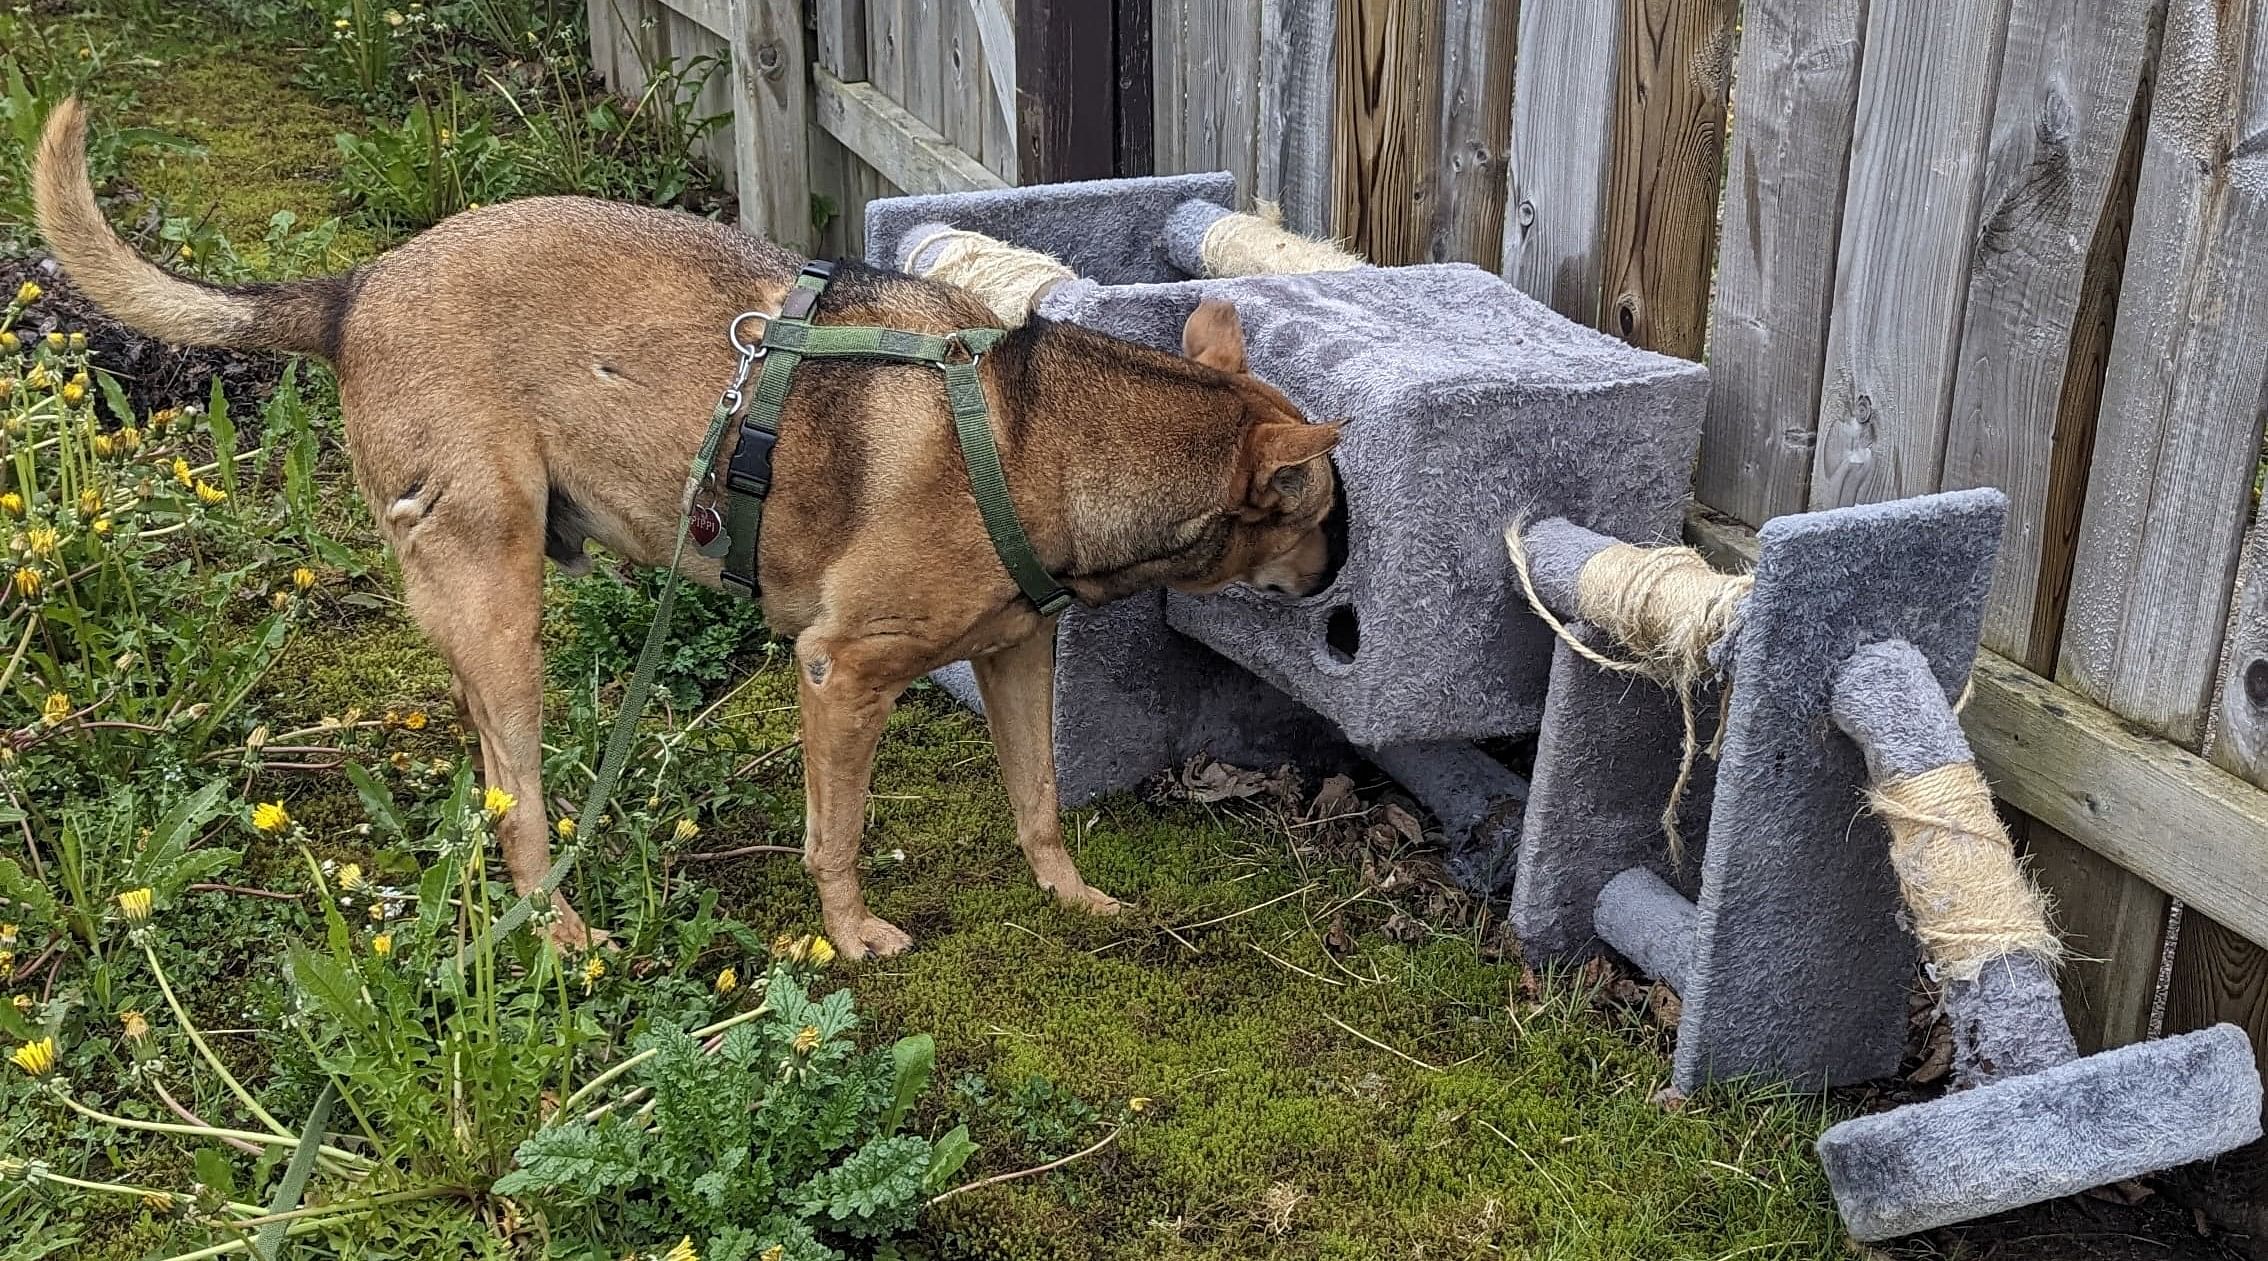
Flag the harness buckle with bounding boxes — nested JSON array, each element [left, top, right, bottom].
[[779, 285, 822, 323], [725, 421, 780, 497]]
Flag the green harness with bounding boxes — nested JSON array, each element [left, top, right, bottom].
[[709, 259, 1073, 616]]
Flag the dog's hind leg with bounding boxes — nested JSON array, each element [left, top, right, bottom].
[[392, 479, 591, 949], [971, 628, 1121, 917], [796, 637, 914, 960]]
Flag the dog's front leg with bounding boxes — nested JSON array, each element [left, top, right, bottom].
[[971, 627, 1121, 916], [796, 639, 914, 959]]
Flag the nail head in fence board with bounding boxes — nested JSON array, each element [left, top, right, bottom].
[[1599, 0, 1734, 358], [2059, 0, 2268, 749], [725, 0, 811, 250], [1017, 0, 1121, 181], [1693, 0, 1866, 526], [1940, 0, 2157, 670], [814, 68, 1010, 195], [1808, 0, 2013, 511], [1503, 1, 1622, 320], [1257, 0, 1338, 233], [1430, 0, 1516, 266], [1687, 506, 2268, 956], [1331, 0, 1439, 265]]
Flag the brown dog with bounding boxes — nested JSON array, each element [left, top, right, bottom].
[[34, 99, 1341, 958]]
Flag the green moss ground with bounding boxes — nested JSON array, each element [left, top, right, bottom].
[[30, 7, 1860, 1257]]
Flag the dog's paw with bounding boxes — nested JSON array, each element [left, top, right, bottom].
[[1052, 882, 1123, 917], [543, 898, 615, 953], [827, 915, 915, 960]]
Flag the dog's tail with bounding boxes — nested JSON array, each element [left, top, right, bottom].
[[34, 98, 350, 359]]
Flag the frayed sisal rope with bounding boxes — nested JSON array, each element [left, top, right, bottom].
[[1867, 762, 2063, 978], [901, 225, 1076, 326], [1506, 524, 1751, 863], [1198, 200, 1366, 276]]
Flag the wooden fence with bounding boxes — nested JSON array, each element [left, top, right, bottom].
[[584, 0, 2268, 1081]]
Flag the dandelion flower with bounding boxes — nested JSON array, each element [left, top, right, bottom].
[[0, 494, 18, 518], [292, 566, 316, 591], [0, 925, 14, 949], [40, 693, 69, 725], [334, 16, 350, 27], [661, 1238, 699, 1261], [807, 936, 836, 968], [367, 899, 388, 922], [1128, 1096, 1152, 1113], [771, 932, 806, 963], [388, 751, 412, 772], [251, 800, 291, 834], [580, 955, 605, 993], [0, 952, 12, 982], [67, 332, 85, 351], [714, 967, 737, 995], [77, 489, 101, 516], [7, 995, 26, 1014], [23, 366, 47, 390], [791, 1025, 821, 1055], [402, 710, 428, 730], [117, 426, 140, 451], [270, 589, 290, 612], [555, 816, 576, 839], [117, 887, 154, 923], [672, 818, 700, 844], [337, 863, 366, 892], [194, 480, 227, 506], [760, 1247, 784, 1261], [59, 382, 83, 405], [0, 331, 13, 351], [89, 430, 113, 455], [385, 8, 404, 24], [12, 568, 42, 599], [13, 282, 39, 306], [483, 786, 516, 818], [10, 1038, 55, 1076], [43, 333, 63, 352], [177, 246, 193, 262], [23, 527, 56, 558], [371, 933, 393, 957], [171, 458, 193, 488], [90, 516, 111, 537], [121, 1010, 149, 1042]]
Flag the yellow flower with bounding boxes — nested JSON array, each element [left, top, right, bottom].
[[121, 1010, 150, 1042], [151, 408, 176, 432], [177, 246, 194, 262], [791, 1025, 821, 1055], [483, 786, 517, 818], [371, 933, 393, 957], [292, 566, 316, 591], [10, 1038, 55, 1076], [714, 967, 737, 996], [12, 568, 42, 599], [270, 589, 291, 612], [40, 693, 69, 725], [117, 426, 140, 451], [401, 710, 428, 730], [771, 932, 806, 963], [117, 887, 154, 923], [580, 955, 605, 993], [0, 330, 14, 351], [334, 16, 350, 27], [8, 995, 27, 1014], [1128, 1096, 1152, 1113], [23, 527, 56, 558], [337, 863, 366, 892], [555, 816, 576, 839], [172, 458, 193, 487], [0, 494, 18, 517], [389, 751, 412, 772], [24, 366, 48, 389], [91, 516, 111, 537], [807, 936, 836, 968], [0, 925, 14, 948], [59, 382, 84, 405], [13, 281, 38, 306], [77, 489, 101, 516], [194, 480, 227, 506], [759, 1248, 783, 1261], [385, 8, 404, 24], [0, 952, 12, 981], [251, 800, 291, 835], [68, 332, 85, 351], [141, 1191, 172, 1213], [672, 818, 700, 844], [661, 1238, 699, 1261], [43, 333, 62, 352], [89, 432, 111, 456]]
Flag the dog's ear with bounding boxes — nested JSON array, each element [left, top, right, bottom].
[[1182, 298, 1248, 374], [1240, 420, 1341, 515]]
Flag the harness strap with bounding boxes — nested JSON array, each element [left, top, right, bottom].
[[718, 260, 1072, 616]]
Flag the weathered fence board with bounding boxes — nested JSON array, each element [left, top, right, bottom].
[[1331, 0, 1439, 264], [1428, 0, 1515, 266], [1255, 0, 1337, 233], [1502, 1, 1622, 318], [1693, 0, 1867, 527], [1807, 0, 2012, 509], [1598, 0, 1734, 358]]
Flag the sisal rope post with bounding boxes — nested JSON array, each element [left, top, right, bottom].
[[900, 225, 1078, 327], [1197, 201, 1367, 276], [1507, 524, 1752, 861], [1867, 763, 2062, 979]]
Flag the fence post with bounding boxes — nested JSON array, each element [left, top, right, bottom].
[[1017, 0, 1129, 180], [728, 0, 812, 251]]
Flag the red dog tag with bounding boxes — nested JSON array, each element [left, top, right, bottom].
[[689, 504, 721, 547]]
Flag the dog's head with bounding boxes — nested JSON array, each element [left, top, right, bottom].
[[1171, 300, 1344, 600]]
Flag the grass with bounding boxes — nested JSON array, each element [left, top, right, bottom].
[[4, 4, 1861, 1258]]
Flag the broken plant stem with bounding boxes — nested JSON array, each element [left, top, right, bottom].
[[928, 1126, 1123, 1206], [142, 940, 296, 1139], [55, 1093, 373, 1167]]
